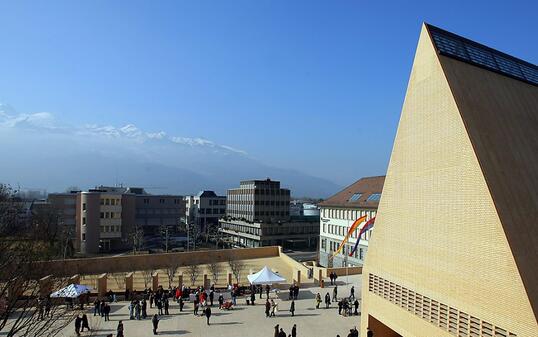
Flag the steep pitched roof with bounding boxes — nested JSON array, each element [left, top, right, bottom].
[[319, 176, 385, 209], [432, 23, 538, 320]]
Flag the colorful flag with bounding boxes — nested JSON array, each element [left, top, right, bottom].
[[331, 215, 367, 257], [349, 216, 376, 257]]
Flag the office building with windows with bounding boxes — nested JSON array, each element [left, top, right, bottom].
[[318, 176, 384, 268], [361, 24, 538, 337], [184, 191, 226, 233], [219, 179, 318, 249]]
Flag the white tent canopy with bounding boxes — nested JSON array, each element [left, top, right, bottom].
[[50, 284, 91, 299], [247, 266, 286, 285]]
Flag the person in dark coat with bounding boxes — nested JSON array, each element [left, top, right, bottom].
[[179, 297, 184, 312], [338, 300, 343, 315], [278, 328, 287, 337], [74, 315, 82, 336], [250, 291, 255, 305], [367, 328, 374, 337], [142, 299, 147, 319], [204, 306, 212, 325], [291, 324, 297, 337], [164, 297, 169, 315], [289, 300, 295, 317], [350, 286, 355, 299], [265, 284, 271, 299], [325, 292, 331, 309], [152, 314, 159, 335], [265, 299, 271, 317], [100, 301, 106, 317], [209, 290, 214, 306], [274, 324, 279, 337], [116, 321, 124, 337], [354, 299, 359, 315], [93, 299, 100, 316], [157, 298, 163, 315], [293, 285, 299, 300], [104, 303, 111, 321], [81, 314, 90, 332], [259, 285, 263, 299], [218, 294, 224, 309], [333, 286, 338, 301]]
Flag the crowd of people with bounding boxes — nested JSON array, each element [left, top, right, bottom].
[[69, 273, 363, 337]]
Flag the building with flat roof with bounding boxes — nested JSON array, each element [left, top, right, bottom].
[[361, 24, 538, 337], [318, 176, 384, 268], [184, 191, 226, 234], [219, 179, 317, 249]]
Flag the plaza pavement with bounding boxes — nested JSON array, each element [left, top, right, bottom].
[[58, 274, 363, 337]]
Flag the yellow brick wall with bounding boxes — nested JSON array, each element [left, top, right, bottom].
[[361, 25, 537, 337]]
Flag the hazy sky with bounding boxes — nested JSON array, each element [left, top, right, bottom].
[[1, 0, 537, 186]]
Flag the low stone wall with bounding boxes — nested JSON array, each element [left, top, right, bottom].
[[34, 246, 280, 278], [326, 266, 362, 276]]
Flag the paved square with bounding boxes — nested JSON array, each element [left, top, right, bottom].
[[58, 275, 363, 337]]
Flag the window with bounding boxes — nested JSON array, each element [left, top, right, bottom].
[[323, 224, 326, 232], [82, 217, 86, 225], [82, 203, 86, 211], [105, 199, 110, 205], [100, 212, 104, 219], [160, 199, 165, 204], [349, 193, 362, 202], [82, 233, 86, 241], [367, 193, 381, 202], [144, 198, 149, 204], [359, 248, 364, 260]]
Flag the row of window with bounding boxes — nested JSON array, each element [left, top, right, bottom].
[[209, 199, 226, 206], [100, 225, 121, 233], [136, 209, 182, 215], [228, 189, 290, 196], [142, 198, 183, 205], [321, 208, 375, 221], [100, 198, 120, 206], [322, 223, 372, 240], [228, 210, 290, 217], [227, 200, 289, 206], [321, 238, 364, 260], [199, 208, 226, 215], [100, 212, 120, 219]]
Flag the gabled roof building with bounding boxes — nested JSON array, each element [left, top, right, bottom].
[[361, 24, 538, 336]]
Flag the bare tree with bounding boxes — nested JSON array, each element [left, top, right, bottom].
[[165, 263, 180, 288], [227, 257, 245, 284], [207, 262, 221, 285], [111, 273, 126, 291], [0, 184, 76, 337], [129, 224, 144, 255], [141, 270, 154, 290], [186, 264, 201, 286]]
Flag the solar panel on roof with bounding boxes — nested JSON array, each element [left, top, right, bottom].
[[428, 25, 538, 86]]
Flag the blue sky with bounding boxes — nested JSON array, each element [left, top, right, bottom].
[[1, 0, 537, 187]]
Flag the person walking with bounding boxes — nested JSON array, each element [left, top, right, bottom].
[[209, 289, 214, 306], [289, 300, 295, 317], [270, 299, 277, 317], [315, 293, 322, 309], [265, 299, 271, 317], [354, 299, 359, 315], [250, 290, 256, 305], [265, 284, 271, 299], [350, 286, 355, 300], [142, 299, 147, 319], [231, 288, 237, 306], [135, 301, 141, 320], [204, 306, 212, 325], [149, 293, 154, 308], [333, 286, 338, 301], [218, 294, 224, 309], [164, 297, 169, 315], [81, 314, 90, 332], [152, 314, 159, 335], [93, 299, 100, 316], [291, 324, 297, 337], [100, 301, 105, 317], [179, 297, 184, 312], [278, 328, 287, 337], [74, 315, 82, 336], [104, 303, 111, 321], [116, 321, 124, 337], [274, 324, 279, 337], [325, 292, 331, 309]]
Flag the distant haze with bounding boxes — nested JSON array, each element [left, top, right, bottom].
[[0, 103, 340, 197]]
